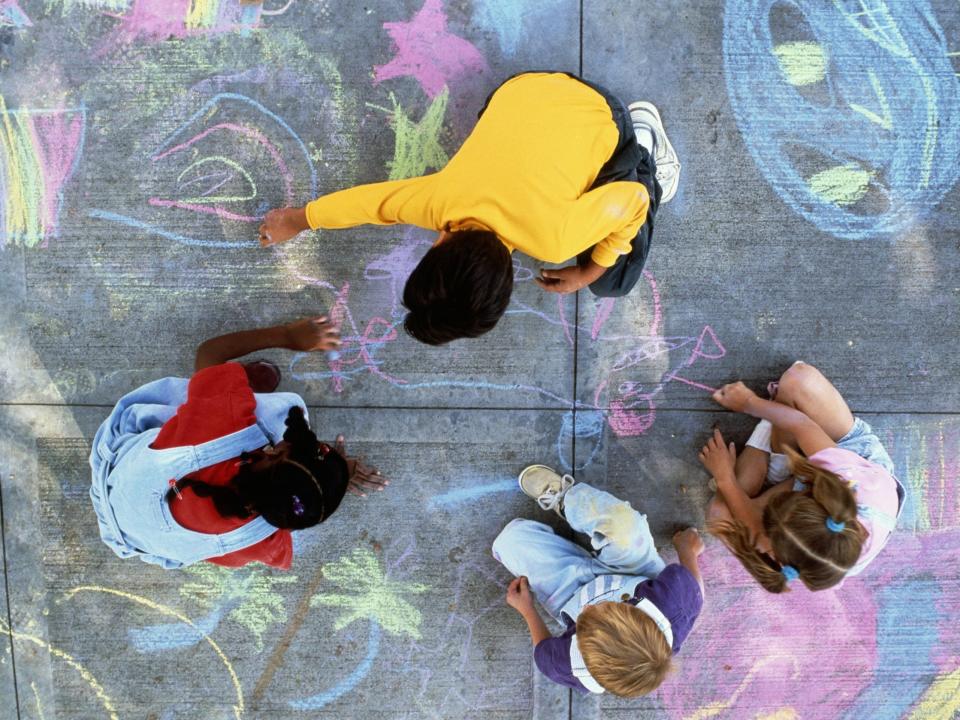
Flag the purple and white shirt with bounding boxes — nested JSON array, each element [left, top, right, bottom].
[[533, 564, 703, 693]]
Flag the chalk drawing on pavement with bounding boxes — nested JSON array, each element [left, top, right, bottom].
[[723, 0, 960, 239], [373, 0, 488, 99], [0, 98, 85, 247]]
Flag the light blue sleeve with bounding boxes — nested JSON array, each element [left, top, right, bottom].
[[253, 392, 309, 444]]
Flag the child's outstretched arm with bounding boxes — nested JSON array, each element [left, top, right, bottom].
[[194, 316, 340, 371], [712, 382, 835, 457], [505, 576, 551, 646]]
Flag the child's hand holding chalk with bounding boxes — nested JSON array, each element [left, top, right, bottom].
[[283, 316, 341, 352]]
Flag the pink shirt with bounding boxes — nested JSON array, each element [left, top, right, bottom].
[[807, 447, 900, 572]]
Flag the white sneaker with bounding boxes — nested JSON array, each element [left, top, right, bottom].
[[628, 101, 681, 204], [518, 464, 575, 516]]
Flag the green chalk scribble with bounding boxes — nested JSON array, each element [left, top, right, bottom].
[[807, 163, 872, 206], [773, 41, 828, 87], [371, 89, 450, 181], [311, 547, 426, 639], [180, 563, 298, 650]]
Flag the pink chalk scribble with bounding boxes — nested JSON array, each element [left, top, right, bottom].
[[373, 0, 488, 98], [662, 541, 879, 720], [96, 0, 261, 54], [29, 108, 87, 240], [598, 325, 726, 438], [150, 122, 294, 222]]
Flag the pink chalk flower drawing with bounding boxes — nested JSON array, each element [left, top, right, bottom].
[[373, 0, 488, 98]]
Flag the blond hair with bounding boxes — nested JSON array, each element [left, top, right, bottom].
[[711, 448, 868, 593], [576, 601, 673, 696]]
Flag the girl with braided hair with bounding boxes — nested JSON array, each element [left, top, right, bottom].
[[90, 316, 386, 569], [699, 362, 904, 593]]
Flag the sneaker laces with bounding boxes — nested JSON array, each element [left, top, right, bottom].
[[536, 474, 575, 511]]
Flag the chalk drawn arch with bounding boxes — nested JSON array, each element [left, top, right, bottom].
[[723, 0, 960, 239], [61, 585, 245, 719]]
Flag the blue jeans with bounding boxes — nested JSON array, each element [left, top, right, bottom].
[[492, 483, 666, 622]]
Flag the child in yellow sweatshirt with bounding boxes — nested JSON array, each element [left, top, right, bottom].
[[260, 72, 680, 345]]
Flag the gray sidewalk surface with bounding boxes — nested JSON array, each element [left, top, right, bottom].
[[1, 1, 959, 718]]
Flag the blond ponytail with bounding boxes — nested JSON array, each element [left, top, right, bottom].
[[709, 519, 790, 593], [713, 448, 867, 593]]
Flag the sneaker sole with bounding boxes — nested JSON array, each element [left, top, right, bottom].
[[517, 464, 556, 499], [628, 101, 681, 203]]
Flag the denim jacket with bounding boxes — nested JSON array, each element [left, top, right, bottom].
[[89, 376, 306, 569]]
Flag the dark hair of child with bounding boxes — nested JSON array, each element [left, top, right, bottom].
[[167, 407, 348, 529], [402, 229, 513, 345]]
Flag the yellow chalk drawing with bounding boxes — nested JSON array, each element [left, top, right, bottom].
[[0, 618, 118, 720], [773, 41, 828, 86], [176, 156, 258, 204], [31, 681, 47, 720], [685, 656, 797, 720], [906, 666, 960, 720], [186, 0, 220, 29], [0, 95, 45, 246], [180, 563, 297, 650], [311, 547, 427, 639], [849, 68, 893, 130], [807, 163, 872, 206], [756, 710, 798, 720], [62, 585, 244, 719], [835, 0, 937, 187], [370, 89, 450, 181]]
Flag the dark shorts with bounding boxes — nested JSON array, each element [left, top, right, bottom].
[[480, 72, 662, 297]]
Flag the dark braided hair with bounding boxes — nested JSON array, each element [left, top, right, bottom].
[[168, 407, 348, 530]]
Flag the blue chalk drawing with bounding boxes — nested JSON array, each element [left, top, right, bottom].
[[87, 209, 249, 248], [128, 604, 227, 652], [723, 0, 960, 239], [92, 92, 317, 247], [289, 620, 381, 711], [472, 0, 568, 57], [290, 547, 425, 710], [152, 92, 318, 197], [839, 579, 943, 720], [428, 478, 517, 510]]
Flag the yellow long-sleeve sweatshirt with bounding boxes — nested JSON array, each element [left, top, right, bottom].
[[305, 72, 649, 268]]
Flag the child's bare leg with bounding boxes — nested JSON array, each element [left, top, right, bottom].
[[702, 429, 768, 523], [770, 362, 855, 452], [735, 447, 769, 497], [707, 447, 768, 523]]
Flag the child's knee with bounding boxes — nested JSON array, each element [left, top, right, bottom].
[[778, 361, 821, 393], [491, 518, 529, 559]]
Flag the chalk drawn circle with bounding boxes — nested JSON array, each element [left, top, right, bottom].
[[723, 0, 960, 239]]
